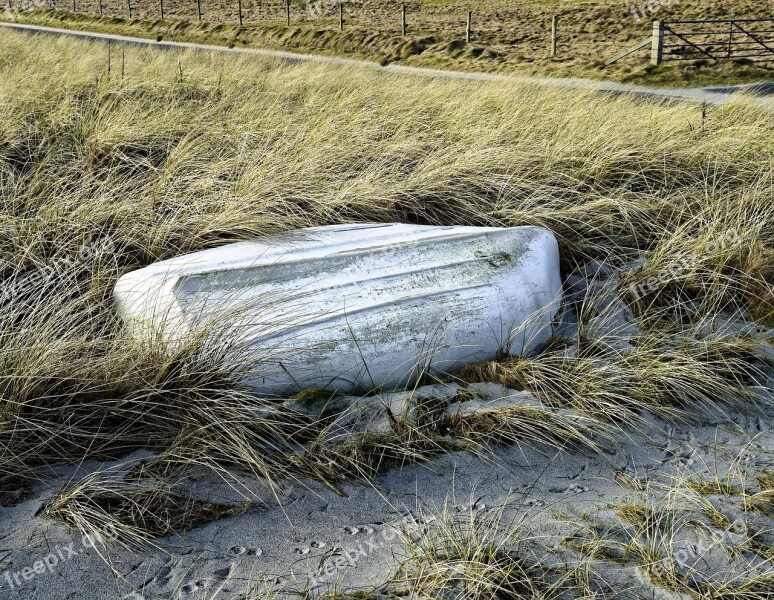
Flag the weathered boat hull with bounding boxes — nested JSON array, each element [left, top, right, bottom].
[[114, 223, 561, 396]]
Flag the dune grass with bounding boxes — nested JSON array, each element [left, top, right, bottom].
[[0, 28, 772, 547]]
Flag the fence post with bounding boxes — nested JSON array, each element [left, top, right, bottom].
[[286, 0, 290, 27], [550, 15, 558, 57], [651, 20, 664, 65], [196, 0, 202, 21], [159, 0, 163, 19], [727, 20, 733, 58], [72, 0, 75, 11], [98, 0, 102, 15], [127, 0, 132, 18], [237, 0, 242, 26], [466, 10, 471, 43], [338, 1, 343, 30], [401, 4, 406, 36]]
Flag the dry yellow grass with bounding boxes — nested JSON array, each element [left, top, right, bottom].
[[0, 29, 772, 544]]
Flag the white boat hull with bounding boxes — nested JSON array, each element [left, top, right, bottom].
[[114, 223, 561, 397]]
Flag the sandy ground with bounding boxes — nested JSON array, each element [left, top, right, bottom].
[[1, 367, 773, 599]]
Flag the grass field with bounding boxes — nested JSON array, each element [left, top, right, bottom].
[[0, 27, 773, 594], [5, 0, 774, 85]]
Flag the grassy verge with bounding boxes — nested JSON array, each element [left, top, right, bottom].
[[0, 28, 772, 544]]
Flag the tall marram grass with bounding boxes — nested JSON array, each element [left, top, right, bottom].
[[0, 30, 772, 538]]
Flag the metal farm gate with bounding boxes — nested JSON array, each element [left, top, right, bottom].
[[651, 18, 774, 65]]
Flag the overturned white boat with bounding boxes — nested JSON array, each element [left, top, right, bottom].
[[114, 223, 561, 397]]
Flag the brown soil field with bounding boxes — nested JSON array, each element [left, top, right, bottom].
[[9, 0, 774, 84]]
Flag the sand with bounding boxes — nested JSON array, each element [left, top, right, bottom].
[[0, 362, 773, 599]]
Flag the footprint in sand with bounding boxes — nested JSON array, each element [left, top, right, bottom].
[[143, 565, 172, 588], [455, 501, 487, 512], [344, 525, 375, 535], [179, 580, 208, 598], [213, 567, 232, 581], [294, 547, 310, 555], [567, 484, 589, 494], [549, 485, 588, 495], [229, 546, 262, 556], [310, 541, 326, 548]]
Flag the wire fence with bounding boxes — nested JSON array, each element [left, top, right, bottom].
[[3, 0, 774, 70], [8, 0, 488, 31]]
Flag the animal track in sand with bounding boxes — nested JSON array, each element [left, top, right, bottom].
[[454, 500, 487, 512], [229, 546, 262, 556], [141, 565, 172, 589], [549, 484, 589, 494], [344, 525, 375, 535], [179, 580, 208, 598]]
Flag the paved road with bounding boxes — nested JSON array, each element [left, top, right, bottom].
[[1, 20, 772, 107]]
